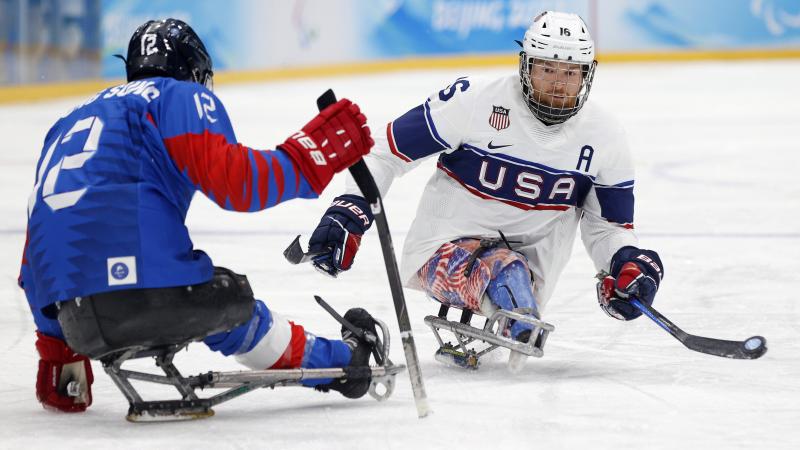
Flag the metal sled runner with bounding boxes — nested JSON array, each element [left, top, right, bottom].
[[101, 317, 404, 422], [424, 305, 555, 370]]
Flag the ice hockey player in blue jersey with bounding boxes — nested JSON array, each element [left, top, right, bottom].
[[307, 11, 665, 369], [20, 19, 379, 413]]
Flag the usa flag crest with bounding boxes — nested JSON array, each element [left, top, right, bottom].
[[489, 105, 510, 130]]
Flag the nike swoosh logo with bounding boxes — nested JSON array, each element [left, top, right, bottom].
[[487, 141, 512, 149]]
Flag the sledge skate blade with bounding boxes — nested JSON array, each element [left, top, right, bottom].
[[434, 345, 479, 370], [127, 403, 215, 422]]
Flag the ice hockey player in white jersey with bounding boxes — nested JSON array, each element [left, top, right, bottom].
[[306, 11, 664, 366]]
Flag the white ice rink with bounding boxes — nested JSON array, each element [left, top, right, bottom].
[[1, 60, 799, 449]]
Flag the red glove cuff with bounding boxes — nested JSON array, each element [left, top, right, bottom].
[[35, 331, 87, 364], [35, 331, 93, 413], [336, 232, 362, 271]]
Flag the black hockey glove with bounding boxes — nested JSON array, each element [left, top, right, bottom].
[[308, 194, 373, 277], [597, 246, 664, 320]]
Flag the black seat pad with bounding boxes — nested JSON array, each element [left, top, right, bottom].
[[58, 267, 255, 359]]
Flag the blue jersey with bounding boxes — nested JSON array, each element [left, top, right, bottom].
[[20, 77, 316, 337]]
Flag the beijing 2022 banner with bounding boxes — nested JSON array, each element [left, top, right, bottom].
[[101, 0, 800, 78]]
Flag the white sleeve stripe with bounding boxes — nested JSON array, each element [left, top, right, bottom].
[[423, 100, 451, 149]]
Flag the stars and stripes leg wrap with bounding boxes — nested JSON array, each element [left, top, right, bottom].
[[416, 239, 538, 337]]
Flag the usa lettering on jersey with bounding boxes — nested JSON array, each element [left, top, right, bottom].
[[438, 145, 593, 211]]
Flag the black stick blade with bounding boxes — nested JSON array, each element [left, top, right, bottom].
[[283, 235, 324, 264], [283, 235, 306, 264], [683, 335, 768, 360]]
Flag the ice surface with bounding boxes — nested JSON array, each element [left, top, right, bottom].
[[1, 60, 799, 449]]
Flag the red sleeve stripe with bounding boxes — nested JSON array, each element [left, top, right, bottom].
[[270, 153, 285, 204], [387, 122, 412, 162], [253, 151, 271, 209], [164, 130, 255, 211]]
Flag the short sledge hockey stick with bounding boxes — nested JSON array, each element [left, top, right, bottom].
[[630, 298, 767, 360]]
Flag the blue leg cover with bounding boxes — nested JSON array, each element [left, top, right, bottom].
[[485, 261, 539, 338], [204, 300, 272, 356], [300, 336, 351, 387]]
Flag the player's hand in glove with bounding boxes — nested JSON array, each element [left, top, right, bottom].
[[278, 99, 374, 194], [597, 246, 664, 320], [35, 331, 93, 412], [308, 194, 373, 277]]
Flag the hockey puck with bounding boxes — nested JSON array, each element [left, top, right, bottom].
[[743, 336, 766, 353]]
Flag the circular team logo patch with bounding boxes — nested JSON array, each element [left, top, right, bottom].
[[111, 262, 129, 280]]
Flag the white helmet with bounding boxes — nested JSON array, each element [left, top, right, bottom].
[[518, 11, 597, 124]]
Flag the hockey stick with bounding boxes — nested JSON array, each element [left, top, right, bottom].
[[629, 298, 767, 360], [313, 90, 430, 417]]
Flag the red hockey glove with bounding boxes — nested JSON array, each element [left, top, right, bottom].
[[597, 246, 663, 320], [279, 99, 374, 194], [35, 331, 93, 413]]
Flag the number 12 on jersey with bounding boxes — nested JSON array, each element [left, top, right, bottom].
[[28, 116, 104, 216]]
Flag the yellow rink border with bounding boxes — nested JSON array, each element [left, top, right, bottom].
[[2, 48, 799, 104]]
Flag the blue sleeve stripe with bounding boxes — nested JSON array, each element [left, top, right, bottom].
[[596, 185, 635, 224], [387, 122, 412, 162], [389, 103, 450, 161]]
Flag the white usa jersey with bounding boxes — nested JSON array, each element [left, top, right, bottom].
[[346, 74, 638, 310]]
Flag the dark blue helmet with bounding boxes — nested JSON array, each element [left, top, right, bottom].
[[124, 18, 213, 88]]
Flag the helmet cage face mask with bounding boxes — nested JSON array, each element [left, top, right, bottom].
[[519, 53, 596, 125]]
